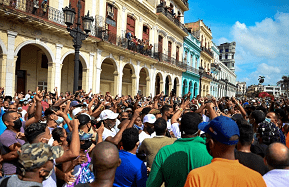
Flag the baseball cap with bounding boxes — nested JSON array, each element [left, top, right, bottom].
[[198, 116, 240, 145], [72, 108, 83, 118], [18, 143, 64, 171], [70, 100, 83, 107], [99, 110, 119, 120], [125, 108, 133, 112], [143, 114, 156, 124]]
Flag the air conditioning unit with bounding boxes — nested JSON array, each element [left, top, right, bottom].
[[108, 11, 114, 18]]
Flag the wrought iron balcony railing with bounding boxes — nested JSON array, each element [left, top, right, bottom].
[[0, 0, 65, 25], [202, 72, 213, 79], [153, 52, 185, 69], [201, 47, 214, 58], [186, 65, 199, 74], [156, 6, 188, 34]]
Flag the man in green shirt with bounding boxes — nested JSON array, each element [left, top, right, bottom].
[[147, 112, 213, 187]]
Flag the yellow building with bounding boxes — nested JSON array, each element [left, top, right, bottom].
[[185, 20, 213, 97], [0, 0, 189, 97]]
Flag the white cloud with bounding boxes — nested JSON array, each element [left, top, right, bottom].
[[232, 12, 289, 59], [227, 12, 289, 86], [216, 37, 230, 46]]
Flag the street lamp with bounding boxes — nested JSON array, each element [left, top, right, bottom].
[[199, 66, 204, 96], [63, 1, 94, 93]]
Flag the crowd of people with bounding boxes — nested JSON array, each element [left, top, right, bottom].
[[0, 86, 288, 186], [124, 32, 153, 56]]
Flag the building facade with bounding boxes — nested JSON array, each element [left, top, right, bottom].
[[236, 81, 247, 97], [182, 31, 201, 98], [185, 20, 213, 97], [210, 42, 221, 98], [0, 0, 189, 97], [263, 85, 281, 97], [217, 42, 237, 97]]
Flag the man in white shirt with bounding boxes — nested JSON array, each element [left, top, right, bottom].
[[263, 142, 289, 187], [99, 109, 119, 141], [139, 114, 156, 145]]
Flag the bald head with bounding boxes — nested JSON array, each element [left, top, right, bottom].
[[92, 142, 120, 173], [266, 142, 289, 169]]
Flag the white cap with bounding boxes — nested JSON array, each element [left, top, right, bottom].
[[143, 114, 156, 124], [99, 109, 119, 120], [72, 107, 83, 118]]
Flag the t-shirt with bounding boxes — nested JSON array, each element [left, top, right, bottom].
[[139, 136, 176, 168], [114, 150, 147, 187], [102, 127, 117, 141], [184, 158, 267, 187], [146, 136, 212, 187], [0, 175, 43, 187], [235, 150, 268, 175], [0, 124, 26, 175], [171, 122, 181, 139], [263, 169, 289, 187]]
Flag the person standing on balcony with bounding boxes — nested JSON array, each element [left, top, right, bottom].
[[41, 0, 48, 16], [32, 0, 39, 15]]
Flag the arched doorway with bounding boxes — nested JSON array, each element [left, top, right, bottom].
[[194, 82, 198, 98], [182, 79, 187, 96], [139, 67, 150, 96], [15, 44, 51, 93], [100, 58, 117, 96], [165, 75, 172, 96], [122, 64, 135, 96], [173, 77, 179, 97], [202, 85, 206, 97], [61, 54, 86, 93], [155, 72, 163, 95], [206, 85, 209, 96], [189, 81, 193, 94]]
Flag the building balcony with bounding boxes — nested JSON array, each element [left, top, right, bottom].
[[211, 63, 221, 71], [202, 72, 213, 80], [0, 0, 65, 25], [153, 52, 186, 69], [174, 0, 189, 11], [156, 5, 188, 36], [186, 65, 199, 75], [201, 47, 214, 58]]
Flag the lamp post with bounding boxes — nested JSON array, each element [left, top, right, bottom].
[[63, 1, 94, 93], [198, 66, 204, 96]]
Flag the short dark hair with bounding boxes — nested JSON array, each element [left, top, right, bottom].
[[121, 128, 139, 151], [141, 107, 151, 115], [25, 123, 47, 143], [2, 111, 17, 122], [266, 143, 289, 169], [52, 127, 65, 143], [154, 118, 167, 135], [238, 123, 253, 146], [160, 105, 172, 114], [251, 110, 265, 124], [180, 112, 202, 135]]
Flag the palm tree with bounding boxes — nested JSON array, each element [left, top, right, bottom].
[[277, 76, 289, 96]]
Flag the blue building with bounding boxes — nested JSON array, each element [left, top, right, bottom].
[[182, 32, 201, 98]]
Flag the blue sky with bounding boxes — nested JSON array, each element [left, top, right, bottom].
[[185, 0, 289, 86]]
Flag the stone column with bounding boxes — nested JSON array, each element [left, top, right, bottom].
[[47, 62, 56, 92], [54, 44, 63, 94], [118, 71, 123, 97], [94, 49, 102, 94], [82, 68, 89, 92], [131, 74, 138, 96], [87, 52, 95, 92], [113, 71, 119, 96], [0, 54, 7, 88], [145, 76, 150, 97], [6, 30, 18, 96]]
